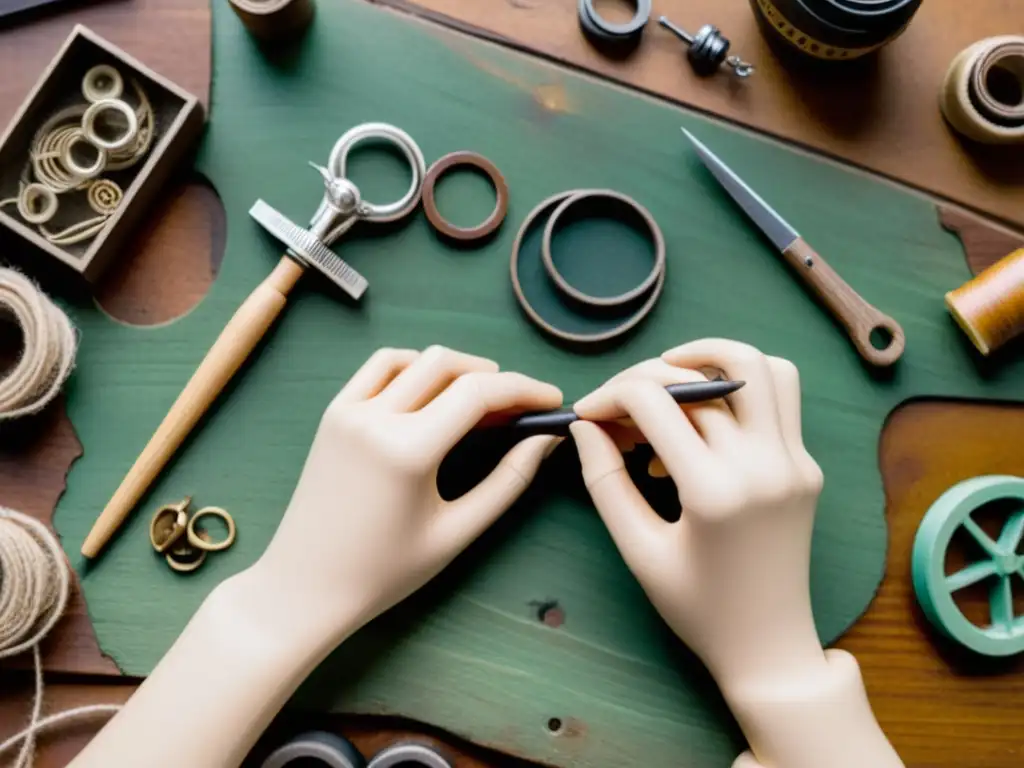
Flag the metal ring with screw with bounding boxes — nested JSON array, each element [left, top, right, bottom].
[[366, 742, 451, 768], [186, 506, 237, 552], [82, 65, 124, 103], [82, 98, 139, 153], [578, 0, 651, 54], [149, 497, 192, 554], [261, 731, 366, 768], [422, 151, 509, 242]]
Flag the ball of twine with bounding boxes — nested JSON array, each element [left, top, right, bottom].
[[86, 178, 123, 215], [0, 267, 77, 421], [0, 509, 120, 767]]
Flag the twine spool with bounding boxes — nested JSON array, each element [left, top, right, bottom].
[[228, 0, 316, 43], [0, 509, 120, 767], [0, 267, 77, 421], [945, 248, 1024, 355], [941, 36, 1024, 145]]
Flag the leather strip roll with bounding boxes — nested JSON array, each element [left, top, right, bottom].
[[941, 36, 1024, 145], [262, 731, 365, 768], [577, 0, 651, 54], [541, 189, 665, 309], [422, 151, 509, 242], [510, 191, 665, 345], [228, 0, 315, 44]]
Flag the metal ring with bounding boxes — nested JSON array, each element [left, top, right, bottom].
[[422, 151, 509, 242], [578, 0, 650, 51], [541, 189, 664, 308], [186, 506, 237, 552], [262, 731, 365, 768], [82, 65, 124, 103], [17, 184, 59, 225], [149, 497, 191, 554], [912, 475, 1024, 657], [61, 131, 107, 179], [510, 191, 665, 345], [366, 743, 451, 768], [327, 122, 426, 222], [166, 535, 208, 573], [82, 98, 139, 153]]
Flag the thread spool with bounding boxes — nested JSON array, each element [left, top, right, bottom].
[[945, 248, 1024, 356], [228, 0, 315, 44], [0, 267, 77, 421], [941, 36, 1024, 145]]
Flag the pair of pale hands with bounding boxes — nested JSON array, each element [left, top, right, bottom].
[[259, 338, 827, 768]]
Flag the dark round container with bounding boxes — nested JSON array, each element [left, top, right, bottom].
[[749, 0, 924, 62]]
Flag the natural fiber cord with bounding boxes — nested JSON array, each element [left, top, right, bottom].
[[0, 509, 120, 767], [0, 267, 77, 421]]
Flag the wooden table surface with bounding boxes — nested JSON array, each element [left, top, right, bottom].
[[1, 0, 1023, 766]]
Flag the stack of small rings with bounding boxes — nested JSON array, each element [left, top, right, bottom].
[[149, 497, 237, 573], [0, 64, 155, 247]]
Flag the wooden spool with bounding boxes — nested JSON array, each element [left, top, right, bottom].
[[946, 248, 1024, 355]]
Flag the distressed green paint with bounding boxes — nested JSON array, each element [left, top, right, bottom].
[[52, 0, 1024, 765]]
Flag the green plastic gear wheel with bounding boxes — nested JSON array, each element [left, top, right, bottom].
[[912, 475, 1024, 657]]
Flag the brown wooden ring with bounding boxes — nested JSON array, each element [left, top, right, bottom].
[[541, 189, 665, 308], [510, 191, 665, 345], [186, 506, 236, 552], [422, 151, 509, 242]]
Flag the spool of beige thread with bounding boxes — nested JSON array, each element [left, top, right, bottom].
[[946, 248, 1024, 356], [940, 35, 1024, 145], [227, 0, 315, 43]]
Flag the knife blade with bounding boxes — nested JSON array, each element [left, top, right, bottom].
[[681, 127, 906, 367]]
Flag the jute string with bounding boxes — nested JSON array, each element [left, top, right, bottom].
[[0, 267, 77, 422], [0, 509, 121, 767]]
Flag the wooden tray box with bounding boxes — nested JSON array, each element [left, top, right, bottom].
[[0, 24, 204, 284]]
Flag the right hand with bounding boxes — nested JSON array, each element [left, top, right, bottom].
[[569, 339, 828, 695]]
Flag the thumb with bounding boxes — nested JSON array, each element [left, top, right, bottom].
[[731, 752, 765, 768], [430, 435, 560, 559], [569, 421, 672, 576]]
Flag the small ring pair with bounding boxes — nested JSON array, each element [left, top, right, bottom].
[[261, 734, 451, 768], [62, 99, 139, 179]]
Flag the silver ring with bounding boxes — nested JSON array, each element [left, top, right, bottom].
[[327, 122, 425, 222], [365, 743, 450, 768], [18, 184, 59, 225], [262, 731, 365, 768], [82, 65, 124, 103], [82, 99, 138, 152], [62, 131, 107, 179]]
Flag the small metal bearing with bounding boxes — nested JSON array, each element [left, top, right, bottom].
[[262, 731, 365, 768], [577, 0, 652, 54], [366, 742, 451, 768]]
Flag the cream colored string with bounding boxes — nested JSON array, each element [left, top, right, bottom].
[[0, 267, 77, 421], [0, 509, 121, 767]]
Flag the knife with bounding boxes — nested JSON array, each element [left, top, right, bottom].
[[681, 128, 905, 367]]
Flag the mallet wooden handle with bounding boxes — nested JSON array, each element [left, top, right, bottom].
[[781, 239, 905, 367], [82, 255, 306, 558]]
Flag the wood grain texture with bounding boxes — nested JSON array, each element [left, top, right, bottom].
[[378, 0, 1024, 230], [940, 205, 1024, 277]]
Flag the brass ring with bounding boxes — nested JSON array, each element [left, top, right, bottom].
[[61, 131, 106, 179], [541, 189, 665, 308], [186, 506, 236, 552], [422, 151, 509, 242], [149, 497, 191, 554], [81, 98, 138, 153], [82, 65, 124, 103], [166, 533, 210, 573], [510, 191, 665, 345]]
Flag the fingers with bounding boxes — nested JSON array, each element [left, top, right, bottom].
[[375, 346, 498, 412], [334, 348, 418, 405], [574, 378, 713, 488], [570, 421, 673, 568], [415, 372, 563, 457], [430, 435, 560, 557], [604, 358, 741, 450], [765, 355, 804, 453], [661, 338, 780, 435]]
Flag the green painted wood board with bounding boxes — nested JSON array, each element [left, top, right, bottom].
[[51, 0, 1024, 765]]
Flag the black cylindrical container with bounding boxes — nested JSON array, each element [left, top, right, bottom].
[[749, 0, 924, 63]]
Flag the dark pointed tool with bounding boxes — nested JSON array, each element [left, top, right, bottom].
[[681, 128, 905, 367], [507, 379, 745, 437]]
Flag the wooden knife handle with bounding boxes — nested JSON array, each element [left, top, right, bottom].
[[82, 255, 306, 558], [781, 239, 905, 367]]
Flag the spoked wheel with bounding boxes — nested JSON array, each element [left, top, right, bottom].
[[912, 475, 1024, 657]]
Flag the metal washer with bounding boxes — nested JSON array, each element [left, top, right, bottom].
[[577, 0, 651, 51], [261, 731, 366, 768], [366, 742, 451, 768]]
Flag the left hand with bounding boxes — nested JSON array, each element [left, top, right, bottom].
[[250, 345, 563, 643]]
